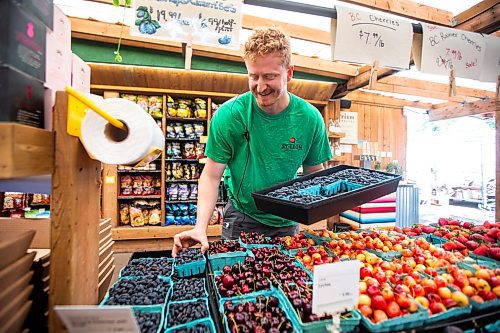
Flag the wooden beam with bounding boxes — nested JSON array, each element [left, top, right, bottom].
[[379, 76, 496, 99], [334, 67, 397, 98], [49, 92, 102, 333], [456, 3, 500, 34], [368, 82, 481, 103], [453, 0, 498, 26], [340, 0, 453, 26], [429, 98, 499, 121], [346, 90, 434, 109], [111, 225, 221, 240], [70, 18, 356, 79]]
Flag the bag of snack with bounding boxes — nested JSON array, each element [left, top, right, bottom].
[[194, 123, 205, 138], [148, 96, 163, 118], [119, 204, 130, 225], [121, 94, 138, 102], [130, 206, 145, 227], [183, 142, 196, 159], [149, 208, 161, 225], [193, 98, 207, 118], [166, 95, 177, 117], [136, 95, 149, 112]]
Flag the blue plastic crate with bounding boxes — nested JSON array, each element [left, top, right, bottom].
[[100, 278, 171, 308], [119, 257, 174, 281], [165, 317, 216, 333], [165, 298, 210, 330], [277, 283, 360, 332], [219, 290, 299, 333], [485, 320, 500, 333], [208, 250, 248, 272], [133, 305, 164, 333], [358, 305, 428, 333], [174, 257, 206, 278]]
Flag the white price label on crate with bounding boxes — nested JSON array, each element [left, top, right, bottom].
[[312, 261, 360, 315], [55, 306, 140, 333]]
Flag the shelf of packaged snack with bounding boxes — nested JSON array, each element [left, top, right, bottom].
[[165, 179, 199, 183], [111, 224, 221, 240], [166, 116, 208, 122], [328, 132, 346, 139], [165, 138, 202, 142], [165, 158, 199, 162], [117, 195, 162, 200], [0, 123, 54, 179], [117, 169, 161, 173], [166, 200, 197, 204]]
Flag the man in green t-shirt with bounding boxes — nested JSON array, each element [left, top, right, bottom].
[[172, 27, 331, 256]]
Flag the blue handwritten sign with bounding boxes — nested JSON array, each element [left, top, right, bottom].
[[131, 0, 242, 49]]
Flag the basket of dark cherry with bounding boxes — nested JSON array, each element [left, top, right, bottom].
[[239, 232, 282, 249], [208, 239, 247, 271], [174, 248, 206, 277]]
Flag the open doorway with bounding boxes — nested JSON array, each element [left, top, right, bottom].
[[405, 107, 496, 224]]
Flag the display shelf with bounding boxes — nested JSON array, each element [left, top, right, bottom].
[[165, 179, 199, 183], [165, 158, 199, 162], [118, 195, 161, 200], [0, 123, 54, 179], [166, 200, 197, 204], [165, 138, 200, 142], [117, 170, 161, 173], [166, 116, 208, 122], [111, 225, 222, 240]]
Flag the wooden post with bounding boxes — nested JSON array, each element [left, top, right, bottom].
[[496, 109, 499, 222], [49, 91, 102, 333]]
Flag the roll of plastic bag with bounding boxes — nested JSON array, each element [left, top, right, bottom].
[[80, 98, 164, 165]]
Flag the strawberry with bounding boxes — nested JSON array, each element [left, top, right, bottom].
[[483, 221, 491, 228], [457, 235, 468, 244], [488, 247, 500, 260], [462, 222, 473, 229], [453, 241, 466, 251], [394, 227, 402, 233], [443, 242, 456, 251], [465, 240, 479, 250], [448, 220, 461, 226], [412, 226, 423, 235], [422, 226, 436, 234], [487, 228, 498, 240], [484, 235, 495, 243], [472, 234, 485, 241], [473, 244, 489, 256], [459, 249, 469, 256], [406, 231, 418, 237], [471, 226, 485, 233]]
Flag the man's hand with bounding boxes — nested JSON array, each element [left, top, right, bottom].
[[172, 227, 209, 257]]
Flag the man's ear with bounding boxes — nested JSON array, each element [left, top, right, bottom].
[[287, 65, 294, 82]]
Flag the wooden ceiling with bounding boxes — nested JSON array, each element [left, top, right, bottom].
[[80, 0, 498, 108]]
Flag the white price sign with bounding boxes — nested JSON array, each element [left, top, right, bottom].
[[479, 35, 500, 82], [55, 306, 140, 333], [332, 5, 413, 69], [339, 111, 358, 145], [313, 261, 361, 315], [131, 0, 243, 49], [414, 24, 485, 80]]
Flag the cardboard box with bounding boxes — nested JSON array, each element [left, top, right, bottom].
[[12, 0, 54, 30], [51, 5, 71, 47], [0, 1, 46, 81], [44, 26, 71, 90], [0, 66, 44, 128], [71, 54, 91, 93]]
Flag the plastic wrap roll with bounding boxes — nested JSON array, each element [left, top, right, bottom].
[[80, 98, 164, 165]]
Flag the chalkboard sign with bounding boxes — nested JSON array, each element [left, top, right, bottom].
[[130, 0, 243, 49], [415, 24, 484, 80], [332, 5, 413, 69]]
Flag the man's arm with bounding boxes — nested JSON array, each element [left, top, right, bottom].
[[303, 163, 325, 175], [172, 158, 226, 256]]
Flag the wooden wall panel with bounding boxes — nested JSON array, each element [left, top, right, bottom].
[[341, 102, 407, 171]]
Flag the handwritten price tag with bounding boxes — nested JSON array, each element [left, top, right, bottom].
[[131, 0, 243, 49], [415, 24, 485, 80], [312, 261, 360, 315], [55, 306, 140, 333], [332, 5, 413, 69]]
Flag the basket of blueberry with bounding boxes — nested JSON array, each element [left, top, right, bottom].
[[252, 165, 401, 225], [174, 248, 206, 278]]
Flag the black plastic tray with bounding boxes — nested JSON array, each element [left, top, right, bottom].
[[252, 165, 401, 225]]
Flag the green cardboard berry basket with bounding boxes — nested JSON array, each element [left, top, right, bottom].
[[164, 298, 211, 330], [424, 304, 472, 325], [118, 257, 174, 281], [468, 253, 498, 264], [165, 317, 216, 333], [462, 256, 500, 269], [100, 277, 171, 309], [208, 250, 248, 272], [133, 305, 164, 333], [277, 283, 360, 332], [174, 256, 206, 278], [365, 248, 402, 261], [219, 290, 299, 333], [169, 277, 208, 302], [358, 305, 428, 333]]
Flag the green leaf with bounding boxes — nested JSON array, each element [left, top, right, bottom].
[[112, 0, 120, 6], [135, 18, 144, 26], [151, 20, 161, 29], [115, 53, 123, 63], [125, 0, 132, 6], [138, 6, 148, 11]]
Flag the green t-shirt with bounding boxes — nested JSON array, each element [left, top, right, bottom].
[[205, 91, 332, 227]]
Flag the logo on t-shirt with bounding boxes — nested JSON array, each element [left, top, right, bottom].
[[281, 137, 302, 151]]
